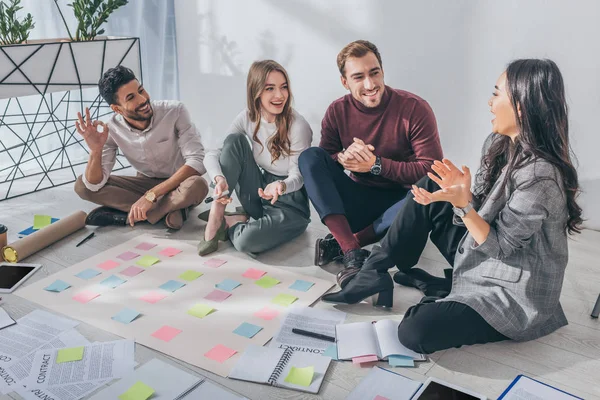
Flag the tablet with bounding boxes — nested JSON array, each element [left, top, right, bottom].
[[412, 377, 487, 400], [0, 262, 42, 293]]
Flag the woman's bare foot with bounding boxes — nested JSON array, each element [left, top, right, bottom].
[[205, 202, 226, 240]]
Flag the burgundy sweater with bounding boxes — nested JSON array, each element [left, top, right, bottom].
[[320, 86, 443, 188]]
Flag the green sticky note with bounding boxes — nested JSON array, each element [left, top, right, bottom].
[[136, 255, 160, 268], [255, 275, 280, 289], [187, 303, 215, 318], [179, 270, 203, 281], [56, 346, 84, 363], [118, 381, 155, 400], [272, 293, 298, 307], [33, 215, 52, 229], [284, 366, 314, 387]]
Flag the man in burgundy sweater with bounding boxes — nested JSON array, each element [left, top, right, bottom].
[[298, 40, 443, 288]]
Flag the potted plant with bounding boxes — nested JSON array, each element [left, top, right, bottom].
[[0, 0, 34, 45]]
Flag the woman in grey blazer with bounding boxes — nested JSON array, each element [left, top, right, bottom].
[[321, 59, 583, 354]]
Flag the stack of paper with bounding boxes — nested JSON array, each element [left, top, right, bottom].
[[0, 306, 15, 330]]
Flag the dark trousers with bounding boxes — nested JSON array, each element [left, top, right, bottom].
[[298, 147, 408, 233], [363, 175, 508, 354]]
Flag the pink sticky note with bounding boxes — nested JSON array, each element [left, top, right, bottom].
[[159, 247, 182, 257], [205, 344, 237, 363], [151, 325, 182, 342], [204, 258, 227, 268], [140, 291, 167, 304], [135, 242, 157, 250], [242, 268, 266, 279], [253, 306, 279, 321], [204, 289, 232, 302], [352, 355, 379, 364], [117, 251, 139, 261], [120, 266, 145, 277], [73, 290, 100, 303], [374, 396, 390, 400], [98, 260, 120, 271]]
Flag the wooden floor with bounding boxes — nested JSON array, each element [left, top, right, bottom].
[[1, 177, 599, 400]]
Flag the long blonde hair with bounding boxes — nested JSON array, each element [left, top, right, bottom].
[[247, 60, 293, 162]]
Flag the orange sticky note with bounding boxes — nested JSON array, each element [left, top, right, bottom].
[[140, 291, 167, 304], [98, 260, 120, 271], [253, 306, 279, 320], [242, 268, 266, 279], [72, 290, 100, 303], [352, 355, 379, 364], [204, 344, 237, 363], [151, 325, 182, 342]]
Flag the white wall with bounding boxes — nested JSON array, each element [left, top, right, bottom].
[[175, 0, 600, 229]]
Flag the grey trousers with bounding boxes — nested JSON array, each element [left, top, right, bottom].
[[219, 133, 310, 254]]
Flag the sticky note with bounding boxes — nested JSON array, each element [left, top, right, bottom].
[[255, 276, 280, 288], [204, 289, 231, 302], [322, 344, 338, 360], [151, 325, 182, 342], [135, 242, 156, 250], [271, 293, 298, 307], [284, 366, 314, 387], [289, 279, 315, 292], [159, 280, 185, 292], [253, 306, 279, 320], [76, 269, 100, 280], [374, 396, 391, 400], [388, 355, 415, 367], [73, 291, 100, 303], [112, 308, 140, 324], [215, 279, 241, 292], [19, 218, 58, 236], [56, 347, 84, 363], [33, 215, 52, 229], [159, 247, 182, 257], [100, 275, 127, 289], [204, 258, 227, 268], [242, 268, 266, 279], [187, 303, 215, 318], [98, 260, 120, 271], [117, 251, 139, 261], [118, 381, 155, 400], [44, 280, 71, 292], [179, 270, 203, 281], [352, 355, 378, 364], [136, 255, 160, 267], [120, 266, 145, 277], [204, 344, 237, 363], [233, 322, 263, 338], [140, 291, 167, 304]]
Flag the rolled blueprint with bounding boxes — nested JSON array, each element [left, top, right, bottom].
[[1, 211, 87, 262]]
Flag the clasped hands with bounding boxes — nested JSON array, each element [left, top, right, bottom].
[[338, 138, 376, 173], [412, 159, 472, 208], [211, 176, 285, 206]]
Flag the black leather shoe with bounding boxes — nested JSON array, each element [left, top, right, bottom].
[[393, 268, 452, 298], [85, 206, 127, 227], [336, 248, 371, 288], [314, 234, 343, 266], [321, 269, 394, 307]]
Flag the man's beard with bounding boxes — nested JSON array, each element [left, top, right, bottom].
[[125, 102, 153, 121]]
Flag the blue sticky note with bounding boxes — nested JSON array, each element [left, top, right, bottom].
[[159, 280, 186, 292], [388, 355, 415, 367], [215, 279, 241, 292], [100, 275, 127, 289], [44, 280, 71, 292], [233, 322, 263, 338], [322, 344, 338, 360], [289, 279, 315, 292], [76, 269, 101, 280], [18, 218, 59, 236], [112, 308, 140, 324]]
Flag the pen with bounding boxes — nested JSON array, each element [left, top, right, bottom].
[[291, 328, 336, 342], [204, 190, 230, 204], [75, 232, 95, 247]]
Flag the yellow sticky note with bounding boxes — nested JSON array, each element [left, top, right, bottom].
[[56, 347, 84, 363], [136, 255, 160, 268], [33, 215, 52, 229], [187, 303, 215, 318], [118, 381, 155, 400], [179, 270, 203, 281], [284, 366, 314, 387], [272, 293, 298, 307], [255, 276, 280, 288]]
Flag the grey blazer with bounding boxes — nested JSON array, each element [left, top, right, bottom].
[[441, 134, 569, 341]]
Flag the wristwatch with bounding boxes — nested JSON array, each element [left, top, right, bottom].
[[279, 180, 287, 194], [370, 156, 382, 175], [144, 190, 157, 203], [452, 201, 474, 218]]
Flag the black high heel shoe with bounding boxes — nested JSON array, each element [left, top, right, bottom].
[[320, 270, 394, 308]]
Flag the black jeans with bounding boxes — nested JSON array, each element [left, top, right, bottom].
[[362, 175, 508, 353]]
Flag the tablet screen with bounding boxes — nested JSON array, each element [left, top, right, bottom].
[[0, 265, 36, 289], [415, 381, 481, 400]]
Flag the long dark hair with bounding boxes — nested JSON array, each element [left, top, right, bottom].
[[475, 59, 583, 234]]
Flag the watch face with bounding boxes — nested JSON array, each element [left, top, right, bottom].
[[453, 207, 465, 217]]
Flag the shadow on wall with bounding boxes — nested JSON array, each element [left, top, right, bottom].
[[580, 179, 600, 231]]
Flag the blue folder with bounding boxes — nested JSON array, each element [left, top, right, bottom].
[[498, 375, 583, 399]]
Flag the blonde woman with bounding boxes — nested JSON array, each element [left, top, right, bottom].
[[199, 60, 313, 256]]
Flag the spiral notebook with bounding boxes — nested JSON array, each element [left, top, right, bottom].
[[228, 345, 332, 394]]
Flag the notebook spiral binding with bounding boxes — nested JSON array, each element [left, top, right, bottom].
[[268, 347, 294, 385]]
